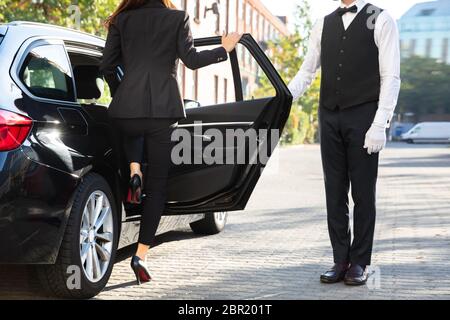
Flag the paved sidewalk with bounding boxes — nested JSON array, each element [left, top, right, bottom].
[[98, 143, 450, 300], [1, 143, 449, 299]]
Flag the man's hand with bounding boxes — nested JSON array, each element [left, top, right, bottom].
[[364, 124, 387, 155]]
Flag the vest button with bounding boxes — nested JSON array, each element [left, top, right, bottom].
[[339, 63, 343, 67], [340, 49, 344, 54], [337, 77, 341, 81], [336, 91, 340, 95], [342, 36, 347, 40]]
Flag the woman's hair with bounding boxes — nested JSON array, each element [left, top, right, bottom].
[[105, 0, 176, 28]]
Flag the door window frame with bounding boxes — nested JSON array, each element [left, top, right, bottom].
[[65, 42, 108, 106], [193, 34, 284, 103], [10, 37, 78, 106]]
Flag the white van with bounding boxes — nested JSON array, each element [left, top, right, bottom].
[[401, 122, 450, 144]]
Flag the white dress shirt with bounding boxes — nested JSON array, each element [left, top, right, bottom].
[[288, 0, 401, 128]]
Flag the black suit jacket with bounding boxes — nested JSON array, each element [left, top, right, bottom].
[[100, 0, 228, 119]]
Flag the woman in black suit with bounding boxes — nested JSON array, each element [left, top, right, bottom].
[[100, 0, 241, 284]]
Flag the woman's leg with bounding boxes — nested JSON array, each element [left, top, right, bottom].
[[123, 135, 144, 179], [136, 120, 176, 258], [114, 119, 145, 175]]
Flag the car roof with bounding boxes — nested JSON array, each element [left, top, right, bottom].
[[1, 21, 105, 48]]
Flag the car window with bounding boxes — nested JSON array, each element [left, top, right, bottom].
[[236, 43, 276, 100], [181, 44, 236, 108], [19, 44, 75, 102], [411, 126, 422, 134], [181, 42, 276, 108], [68, 52, 112, 106]]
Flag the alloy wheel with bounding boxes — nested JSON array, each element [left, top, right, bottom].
[[79, 191, 114, 283]]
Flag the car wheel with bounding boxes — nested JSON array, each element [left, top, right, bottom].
[[190, 212, 228, 235], [36, 173, 118, 299], [406, 139, 414, 144]]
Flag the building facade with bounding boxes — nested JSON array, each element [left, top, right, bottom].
[[171, 0, 289, 106], [398, 0, 450, 64]]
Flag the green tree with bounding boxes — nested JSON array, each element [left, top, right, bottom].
[[398, 56, 450, 116], [254, 0, 320, 144], [0, 0, 115, 36]]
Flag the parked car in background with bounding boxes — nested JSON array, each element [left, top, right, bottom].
[[401, 122, 450, 144], [0, 22, 292, 298], [389, 122, 415, 141]]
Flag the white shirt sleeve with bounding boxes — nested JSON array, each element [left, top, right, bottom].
[[373, 11, 401, 128], [288, 19, 323, 101]]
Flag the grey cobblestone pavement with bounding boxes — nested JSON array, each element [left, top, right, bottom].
[[1, 143, 450, 299], [99, 143, 450, 300]]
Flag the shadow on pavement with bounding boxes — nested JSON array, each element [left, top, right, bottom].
[[0, 229, 205, 299]]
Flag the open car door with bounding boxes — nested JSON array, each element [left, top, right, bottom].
[[161, 34, 292, 215]]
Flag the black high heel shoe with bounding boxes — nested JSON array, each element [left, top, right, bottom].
[[127, 174, 142, 204], [130, 256, 152, 285]]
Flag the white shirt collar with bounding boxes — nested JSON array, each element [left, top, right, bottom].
[[340, 0, 366, 10]]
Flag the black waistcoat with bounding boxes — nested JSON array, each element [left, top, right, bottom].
[[320, 4, 382, 110]]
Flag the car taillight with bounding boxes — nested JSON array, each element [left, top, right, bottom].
[[0, 109, 33, 151]]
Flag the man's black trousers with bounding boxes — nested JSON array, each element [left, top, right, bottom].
[[319, 101, 379, 266]]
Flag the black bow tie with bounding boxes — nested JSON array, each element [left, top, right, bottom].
[[337, 5, 358, 16]]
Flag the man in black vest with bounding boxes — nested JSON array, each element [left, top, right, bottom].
[[289, 0, 400, 285]]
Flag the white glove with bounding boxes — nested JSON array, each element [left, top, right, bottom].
[[364, 123, 386, 155]]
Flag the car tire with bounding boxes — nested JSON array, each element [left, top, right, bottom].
[[190, 212, 228, 235], [406, 139, 414, 144], [36, 173, 118, 299]]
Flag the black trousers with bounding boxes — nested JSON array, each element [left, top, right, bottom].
[[113, 118, 177, 246], [319, 101, 379, 266]]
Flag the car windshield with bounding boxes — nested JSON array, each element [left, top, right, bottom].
[[411, 126, 422, 134]]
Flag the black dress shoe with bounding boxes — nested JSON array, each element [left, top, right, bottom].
[[320, 263, 350, 284], [344, 264, 368, 286]]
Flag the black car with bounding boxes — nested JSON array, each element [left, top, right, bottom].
[[0, 21, 292, 298]]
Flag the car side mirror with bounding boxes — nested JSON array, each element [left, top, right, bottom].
[[184, 99, 201, 109]]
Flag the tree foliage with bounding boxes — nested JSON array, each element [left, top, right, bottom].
[[254, 0, 320, 144], [398, 56, 450, 116], [0, 0, 115, 36]]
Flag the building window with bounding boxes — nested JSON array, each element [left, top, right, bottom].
[[238, 0, 244, 20], [247, 4, 252, 31], [214, 75, 219, 104], [262, 18, 266, 41], [400, 39, 406, 58], [224, 78, 228, 103], [253, 10, 258, 35], [225, 0, 230, 34], [410, 39, 417, 56], [242, 76, 249, 99], [194, 0, 200, 23], [442, 38, 449, 63], [425, 38, 432, 58], [419, 9, 435, 16], [193, 70, 198, 101]]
